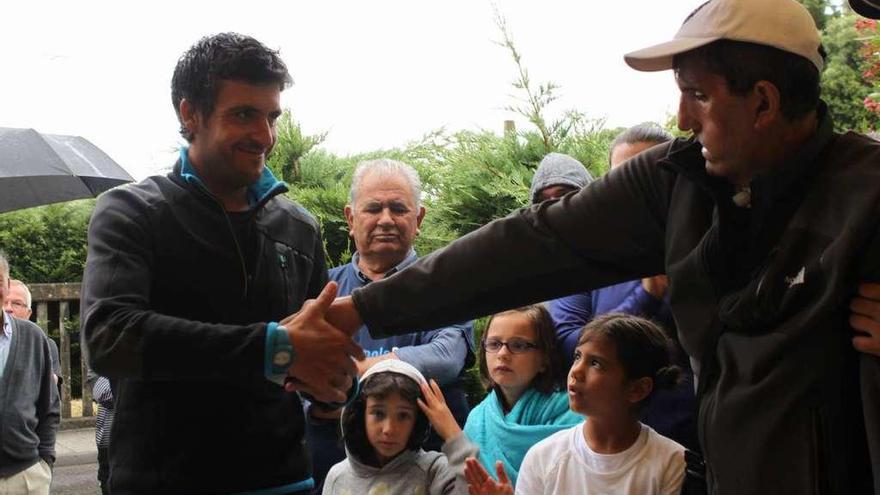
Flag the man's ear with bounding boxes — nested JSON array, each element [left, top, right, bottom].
[[179, 99, 200, 138], [344, 205, 355, 236], [415, 206, 426, 230], [752, 80, 782, 130], [626, 376, 653, 405]]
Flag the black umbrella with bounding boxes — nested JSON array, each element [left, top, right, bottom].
[[0, 127, 134, 213]]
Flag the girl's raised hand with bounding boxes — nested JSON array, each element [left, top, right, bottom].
[[417, 379, 463, 441], [465, 458, 513, 495]]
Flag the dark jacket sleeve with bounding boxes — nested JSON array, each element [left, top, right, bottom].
[[37, 334, 60, 465], [81, 186, 267, 381], [353, 144, 675, 338]]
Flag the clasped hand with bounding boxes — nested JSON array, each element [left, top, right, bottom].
[[279, 281, 364, 403]]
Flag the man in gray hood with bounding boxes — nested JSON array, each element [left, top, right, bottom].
[[529, 152, 594, 204]]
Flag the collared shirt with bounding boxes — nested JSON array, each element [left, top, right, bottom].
[[351, 248, 419, 285], [0, 315, 12, 380], [350, 249, 418, 283]]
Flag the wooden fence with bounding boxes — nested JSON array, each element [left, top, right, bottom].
[[29, 282, 91, 419]]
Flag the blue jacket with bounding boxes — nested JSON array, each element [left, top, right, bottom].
[[549, 281, 671, 368]]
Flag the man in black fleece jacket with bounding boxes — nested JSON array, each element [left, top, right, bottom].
[[82, 33, 362, 494]]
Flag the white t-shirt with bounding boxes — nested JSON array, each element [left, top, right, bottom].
[[515, 422, 685, 495]]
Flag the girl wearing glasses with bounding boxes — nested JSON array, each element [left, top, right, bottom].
[[419, 305, 581, 488], [465, 313, 686, 495]]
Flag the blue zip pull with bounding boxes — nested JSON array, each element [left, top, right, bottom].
[[279, 253, 287, 269]]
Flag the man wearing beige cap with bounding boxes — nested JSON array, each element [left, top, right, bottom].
[[316, 0, 880, 493]]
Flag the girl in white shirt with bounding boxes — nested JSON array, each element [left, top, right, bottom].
[[465, 313, 686, 495]]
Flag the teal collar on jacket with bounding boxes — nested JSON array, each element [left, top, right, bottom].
[[177, 147, 288, 209]]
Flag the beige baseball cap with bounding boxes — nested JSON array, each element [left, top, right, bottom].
[[624, 0, 824, 72]]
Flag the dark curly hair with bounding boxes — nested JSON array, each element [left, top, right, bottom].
[[171, 32, 293, 142], [479, 304, 567, 396], [341, 372, 430, 467], [577, 313, 681, 409]]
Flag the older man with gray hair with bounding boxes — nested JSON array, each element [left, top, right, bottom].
[[306, 158, 474, 492], [4, 280, 61, 385], [0, 252, 59, 494]]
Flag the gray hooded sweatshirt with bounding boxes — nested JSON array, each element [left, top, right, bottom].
[[322, 360, 478, 495], [529, 152, 594, 203]]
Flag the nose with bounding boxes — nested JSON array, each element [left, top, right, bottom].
[[252, 118, 275, 149], [677, 95, 694, 133], [377, 207, 394, 226], [496, 343, 512, 357], [381, 418, 394, 435], [569, 359, 585, 381]]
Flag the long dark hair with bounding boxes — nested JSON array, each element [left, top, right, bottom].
[[479, 304, 566, 395], [341, 371, 430, 466]]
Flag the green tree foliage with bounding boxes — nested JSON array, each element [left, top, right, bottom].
[[856, 18, 880, 115], [266, 109, 328, 184], [0, 201, 94, 283], [794, 0, 879, 131], [821, 11, 880, 131], [799, 0, 835, 29]]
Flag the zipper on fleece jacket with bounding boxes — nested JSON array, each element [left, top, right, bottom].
[[177, 147, 288, 300]]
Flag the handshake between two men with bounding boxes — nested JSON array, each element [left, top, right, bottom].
[[279, 281, 367, 404]]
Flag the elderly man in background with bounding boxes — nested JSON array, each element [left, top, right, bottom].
[[0, 253, 59, 495], [306, 158, 473, 492], [4, 279, 61, 385]]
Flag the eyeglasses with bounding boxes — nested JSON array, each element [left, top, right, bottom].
[[4, 301, 28, 310], [482, 338, 539, 354]]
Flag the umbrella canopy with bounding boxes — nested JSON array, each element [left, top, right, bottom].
[[0, 127, 134, 213]]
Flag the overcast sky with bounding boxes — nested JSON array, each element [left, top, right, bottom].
[[2, 0, 703, 180]]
